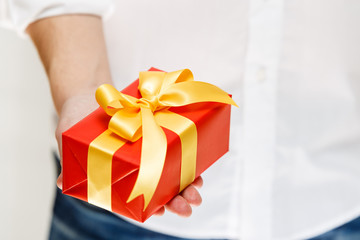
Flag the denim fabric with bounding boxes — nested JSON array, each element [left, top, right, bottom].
[[49, 187, 226, 240], [307, 216, 360, 240], [49, 154, 226, 240], [48, 189, 360, 240], [49, 154, 360, 240]]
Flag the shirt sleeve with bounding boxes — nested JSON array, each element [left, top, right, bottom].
[[0, 0, 114, 36]]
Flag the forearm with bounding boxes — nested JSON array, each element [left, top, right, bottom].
[[27, 14, 112, 114]]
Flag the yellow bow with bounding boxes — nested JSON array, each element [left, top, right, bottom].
[[92, 69, 237, 210]]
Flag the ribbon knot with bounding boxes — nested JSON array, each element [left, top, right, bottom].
[[136, 96, 160, 112], [94, 69, 237, 210]]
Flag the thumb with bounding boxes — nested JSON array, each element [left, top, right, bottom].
[[57, 171, 63, 190]]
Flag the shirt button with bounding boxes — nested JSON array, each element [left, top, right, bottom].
[[256, 66, 267, 83]]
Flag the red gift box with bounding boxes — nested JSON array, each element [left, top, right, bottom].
[[62, 68, 233, 222]]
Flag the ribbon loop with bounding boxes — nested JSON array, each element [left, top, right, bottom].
[[109, 109, 142, 142], [96, 84, 139, 115], [139, 71, 166, 99]]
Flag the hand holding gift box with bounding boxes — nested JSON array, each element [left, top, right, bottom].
[[62, 68, 237, 222]]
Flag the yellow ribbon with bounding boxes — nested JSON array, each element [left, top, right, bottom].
[[88, 69, 237, 211]]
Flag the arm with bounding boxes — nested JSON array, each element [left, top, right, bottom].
[[27, 14, 111, 113], [27, 14, 202, 217]]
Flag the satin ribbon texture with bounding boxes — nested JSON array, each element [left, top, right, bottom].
[[88, 69, 237, 211]]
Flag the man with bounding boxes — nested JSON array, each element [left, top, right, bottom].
[[2, 0, 360, 239]]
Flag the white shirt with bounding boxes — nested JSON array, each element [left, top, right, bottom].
[[2, 0, 360, 239]]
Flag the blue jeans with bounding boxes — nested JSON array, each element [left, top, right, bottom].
[[49, 155, 360, 240], [49, 187, 360, 240]]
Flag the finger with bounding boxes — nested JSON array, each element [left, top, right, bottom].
[[191, 176, 203, 188], [57, 171, 63, 190], [181, 185, 202, 206], [153, 206, 165, 216], [165, 195, 192, 217]]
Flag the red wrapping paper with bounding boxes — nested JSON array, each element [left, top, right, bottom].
[[62, 68, 232, 222]]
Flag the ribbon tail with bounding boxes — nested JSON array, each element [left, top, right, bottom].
[[127, 107, 167, 210], [159, 81, 238, 107], [155, 110, 197, 192]]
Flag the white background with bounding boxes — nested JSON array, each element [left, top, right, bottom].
[[0, 27, 55, 239]]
